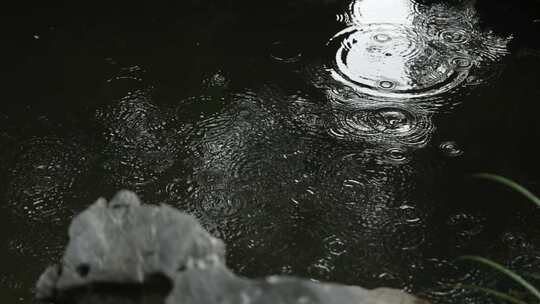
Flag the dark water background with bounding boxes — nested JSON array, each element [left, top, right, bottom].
[[0, 0, 539, 303]]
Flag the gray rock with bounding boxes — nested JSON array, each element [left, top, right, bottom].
[[36, 190, 429, 304]]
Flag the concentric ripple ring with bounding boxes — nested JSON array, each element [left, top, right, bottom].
[[330, 23, 471, 99]]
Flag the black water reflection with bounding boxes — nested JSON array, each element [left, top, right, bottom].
[[0, 0, 539, 303]]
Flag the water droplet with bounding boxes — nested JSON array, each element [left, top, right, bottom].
[[309, 258, 334, 279], [203, 71, 228, 89], [501, 232, 528, 250], [373, 33, 391, 42], [440, 30, 470, 44], [386, 147, 408, 163], [330, 106, 433, 148], [379, 80, 395, 89], [439, 141, 463, 157], [324, 235, 347, 257], [451, 57, 472, 69], [368, 108, 413, 133], [399, 204, 423, 225]]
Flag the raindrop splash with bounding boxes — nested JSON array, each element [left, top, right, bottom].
[[323, 0, 510, 102], [439, 141, 463, 157], [329, 105, 434, 148]]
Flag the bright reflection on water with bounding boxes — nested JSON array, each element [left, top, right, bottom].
[[329, 0, 509, 100], [0, 0, 538, 303], [348, 0, 417, 25]]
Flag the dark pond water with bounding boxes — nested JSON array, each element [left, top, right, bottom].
[[1, 0, 539, 302]]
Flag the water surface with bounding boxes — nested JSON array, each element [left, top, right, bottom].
[[1, 0, 539, 303]]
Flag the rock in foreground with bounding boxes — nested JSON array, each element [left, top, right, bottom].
[[36, 190, 429, 304]]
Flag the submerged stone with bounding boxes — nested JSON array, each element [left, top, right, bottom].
[[36, 190, 429, 304]]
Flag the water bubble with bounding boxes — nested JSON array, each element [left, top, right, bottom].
[[439, 141, 463, 157], [379, 80, 395, 89], [309, 258, 334, 280], [501, 232, 529, 250], [440, 30, 470, 44], [385, 147, 408, 163], [451, 57, 472, 69], [324, 235, 347, 257], [203, 71, 228, 89], [373, 33, 391, 42], [399, 204, 423, 225], [368, 108, 414, 133]]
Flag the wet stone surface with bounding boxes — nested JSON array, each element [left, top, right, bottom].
[[36, 191, 429, 304]]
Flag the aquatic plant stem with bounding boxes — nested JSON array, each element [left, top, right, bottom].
[[454, 284, 528, 304], [473, 173, 540, 208], [459, 256, 540, 301]]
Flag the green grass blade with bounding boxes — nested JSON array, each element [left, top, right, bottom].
[[455, 284, 528, 304], [459, 256, 540, 300], [473, 173, 540, 208]]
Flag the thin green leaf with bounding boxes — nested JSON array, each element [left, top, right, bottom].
[[459, 256, 540, 300], [473, 173, 540, 208], [455, 284, 528, 304]]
